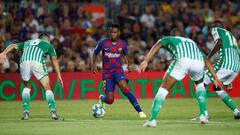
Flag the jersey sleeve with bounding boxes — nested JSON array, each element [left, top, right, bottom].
[[17, 42, 24, 51], [159, 37, 170, 48], [94, 41, 103, 54], [47, 43, 57, 57], [211, 28, 220, 43], [123, 41, 128, 55]]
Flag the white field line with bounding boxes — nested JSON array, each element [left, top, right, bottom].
[[0, 118, 240, 124]]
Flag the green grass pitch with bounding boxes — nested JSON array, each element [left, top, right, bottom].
[[0, 98, 240, 135]]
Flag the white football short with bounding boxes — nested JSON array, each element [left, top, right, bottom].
[[166, 58, 204, 82], [20, 61, 48, 81], [204, 68, 238, 85]]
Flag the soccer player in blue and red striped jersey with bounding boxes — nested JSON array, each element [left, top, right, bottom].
[[92, 24, 146, 118]]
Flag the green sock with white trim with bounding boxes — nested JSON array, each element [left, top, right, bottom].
[[196, 90, 207, 115], [149, 87, 169, 121], [22, 88, 31, 112], [45, 90, 56, 111], [216, 90, 237, 111]]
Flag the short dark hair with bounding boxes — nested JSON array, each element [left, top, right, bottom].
[[170, 28, 182, 36], [39, 33, 50, 39], [109, 24, 121, 30], [211, 20, 224, 28]]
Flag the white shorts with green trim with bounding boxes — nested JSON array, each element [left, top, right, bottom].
[[166, 58, 204, 81], [20, 61, 48, 81], [204, 68, 238, 85]]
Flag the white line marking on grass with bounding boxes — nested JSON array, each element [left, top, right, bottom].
[[1, 118, 240, 125]]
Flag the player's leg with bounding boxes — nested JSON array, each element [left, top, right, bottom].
[[195, 82, 208, 123], [150, 60, 186, 121], [191, 72, 212, 121], [99, 79, 115, 108], [33, 62, 58, 120], [151, 74, 176, 120], [22, 81, 31, 112], [39, 76, 59, 120], [215, 89, 240, 119], [143, 74, 176, 127], [144, 59, 187, 127], [189, 60, 208, 123], [213, 69, 240, 119], [21, 81, 31, 120], [39, 76, 55, 110], [20, 61, 31, 120], [117, 79, 146, 118]]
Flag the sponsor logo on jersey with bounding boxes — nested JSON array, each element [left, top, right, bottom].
[[118, 48, 123, 51], [105, 52, 120, 58]]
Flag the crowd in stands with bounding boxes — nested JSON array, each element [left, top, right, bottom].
[[0, 0, 239, 73]]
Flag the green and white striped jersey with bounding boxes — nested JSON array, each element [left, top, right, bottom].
[[211, 27, 240, 72], [17, 39, 56, 65], [159, 36, 204, 61]]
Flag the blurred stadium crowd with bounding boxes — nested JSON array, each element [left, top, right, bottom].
[[0, 0, 239, 73]]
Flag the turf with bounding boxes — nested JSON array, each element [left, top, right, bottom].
[[0, 98, 240, 135]]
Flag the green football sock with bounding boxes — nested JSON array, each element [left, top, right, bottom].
[[22, 88, 30, 112], [216, 90, 236, 111], [195, 83, 207, 115], [196, 89, 207, 115], [149, 87, 169, 121], [45, 90, 56, 111]]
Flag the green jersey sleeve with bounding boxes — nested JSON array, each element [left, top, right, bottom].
[[17, 42, 24, 51], [48, 44, 57, 57], [41, 41, 57, 57], [159, 37, 170, 48]]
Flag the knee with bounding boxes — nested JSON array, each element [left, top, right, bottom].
[[195, 83, 205, 90], [42, 84, 51, 91], [212, 85, 221, 91], [119, 84, 126, 90], [121, 87, 130, 94], [24, 81, 31, 88], [106, 98, 114, 104]]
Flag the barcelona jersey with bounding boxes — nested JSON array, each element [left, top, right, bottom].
[[94, 38, 128, 92]]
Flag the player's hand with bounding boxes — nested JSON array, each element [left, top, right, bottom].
[[57, 76, 64, 88], [0, 52, 7, 63], [213, 78, 223, 90], [91, 65, 98, 74], [225, 83, 233, 91], [139, 60, 148, 73]]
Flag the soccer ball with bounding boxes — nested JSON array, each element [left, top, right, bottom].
[[91, 104, 105, 118]]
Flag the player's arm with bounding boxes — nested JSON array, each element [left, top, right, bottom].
[[208, 40, 222, 59], [48, 44, 63, 87], [139, 40, 162, 72], [0, 43, 20, 63], [122, 42, 132, 71], [51, 56, 63, 87], [92, 53, 98, 73], [123, 54, 132, 71], [92, 41, 102, 74], [124, 55, 130, 67], [203, 57, 222, 88]]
